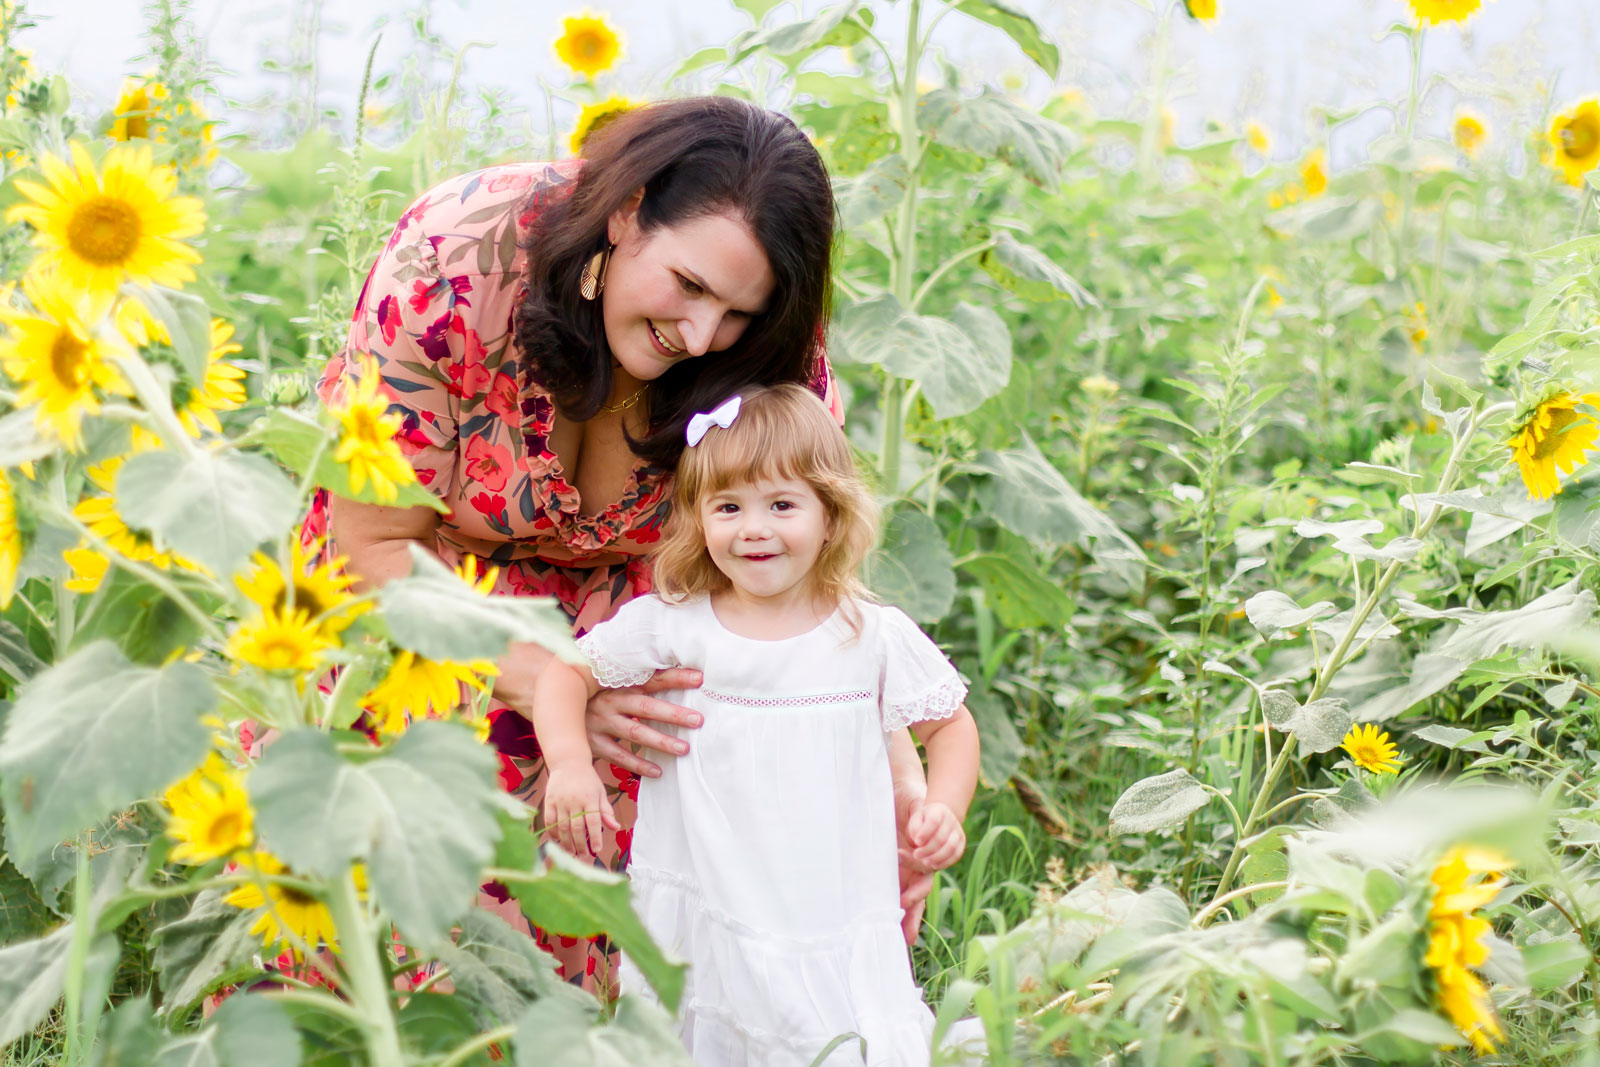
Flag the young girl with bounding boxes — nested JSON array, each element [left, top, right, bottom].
[[532, 384, 981, 1066]]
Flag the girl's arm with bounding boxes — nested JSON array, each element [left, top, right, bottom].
[[530, 661, 619, 856], [901, 706, 981, 872]]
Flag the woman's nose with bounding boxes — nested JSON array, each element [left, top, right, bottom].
[[679, 310, 719, 357]]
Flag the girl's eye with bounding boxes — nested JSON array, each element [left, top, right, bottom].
[[714, 503, 738, 514], [676, 274, 703, 296], [772, 501, 794, 512]]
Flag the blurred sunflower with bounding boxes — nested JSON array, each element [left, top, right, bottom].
[[1546, 98, 1600, 187], [228, 605, 336, 674], [569, 95, 634, 155], [108, 77, 168, 143], [223, 851, 340, 958], [62, 544, 108, 593], [1404, 0, 1482, 24], [456, 553, 500, 595], [1183, 0, 1217, 20], [330, 358, 415, 504], [0, 273, 127, 451], [72, 455, 204, 572], [553, 12, 622, 78], [1507, 390, 1600, 499], [364, 650, 496, 737], [1340, 723, 1403, 775], [1453, 110, 1487, 157], [1424, 847, 1508, 1053], [1299, 149, 1328, 197], [163, 752, 253, 865], [1245, 121, 1270, 154], [7, 141, 204, 299], [174, 319, 247, 436], [235, 539, 367, 640], [0, 471, 19, 607]]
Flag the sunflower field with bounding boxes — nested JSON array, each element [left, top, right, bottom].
[[2, 0, 1600, 1063]]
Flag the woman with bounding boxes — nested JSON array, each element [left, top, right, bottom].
[[303, 97, 937, 995]]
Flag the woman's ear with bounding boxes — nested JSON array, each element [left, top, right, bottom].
[[606, 187, 646, 246]]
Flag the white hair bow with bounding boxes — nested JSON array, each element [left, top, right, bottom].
[[685, 395, 743, 447]]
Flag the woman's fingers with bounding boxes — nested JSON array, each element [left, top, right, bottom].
[[640, 667, 703, 693], [586, 732, 662, 778]]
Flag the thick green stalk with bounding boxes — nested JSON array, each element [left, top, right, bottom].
[[881, 0, 924, 497], [326, 868, 404, 1066], [1136, 1, 1176, 182], [62, 838, 92, 1067]]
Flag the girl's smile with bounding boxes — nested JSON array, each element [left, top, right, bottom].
[[700, 476, 832, 610]]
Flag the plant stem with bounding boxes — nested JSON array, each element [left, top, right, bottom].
[[438, 1025, 517, 1067], [326, 867, 404, 1066], [62, 836, 93, 1067], [880, 0, 924, 497]]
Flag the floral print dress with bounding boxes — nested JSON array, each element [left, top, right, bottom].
[[301, 160, 840, 994]]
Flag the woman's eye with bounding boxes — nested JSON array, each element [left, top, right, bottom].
[[676, 274, 703, 296]]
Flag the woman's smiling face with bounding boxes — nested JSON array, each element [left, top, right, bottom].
[[600, 197, 777, 382]]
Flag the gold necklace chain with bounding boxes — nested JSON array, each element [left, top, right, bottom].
[[598, 384, 647, 414]]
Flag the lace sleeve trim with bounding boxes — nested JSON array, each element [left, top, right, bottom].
[[883, 675, 967, 732], [576, 635, 655, 689]]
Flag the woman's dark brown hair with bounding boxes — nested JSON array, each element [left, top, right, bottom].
[[514, 96, 835, 469]]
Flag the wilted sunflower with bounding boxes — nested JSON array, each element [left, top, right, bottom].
[[1453, 110, 1487, 157], [569, 95, 634, 155], [7, 141, 205, 299], [1340, 723, 1404, 775], [223, 851, 339, 958], [163, 752, 254, 865], [1404, 0, 1482, 24], [0, 471, 19, 607], [235, 539, 366, 641], [553, 13, 622, 78], [0, 272, 127, 451], [174, 319, 247, 437], [330, 358, 415, 504], [1507, 391, 1600, 499], [108, 77, 168, 143], [1424, 847, 1509, 1053], [228, 605, 336, 674], [1546, 98, 1600, 187], [364, 650, 496, 737]]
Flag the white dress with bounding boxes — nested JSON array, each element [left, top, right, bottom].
[[576, 594, 967, 1067]]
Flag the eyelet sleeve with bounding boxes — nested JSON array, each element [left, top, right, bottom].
[[575, 595, 675, 689], [877, 606, 967, 732]]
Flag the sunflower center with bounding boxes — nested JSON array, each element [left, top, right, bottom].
[[49, 330, 90, 388], [281, 578, 330, 618], [576, 32, 602, 58], [275, 884, 319, 907], [1531, 406, 1582, 461], [261, 634, 310, 668], [66, 196, 143, 266], [205, 810, 246, 848], [1561, 117, 1599, 160]]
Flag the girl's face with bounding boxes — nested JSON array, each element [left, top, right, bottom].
[[699, 475, 833, 608], [601, 197, 776, 383]]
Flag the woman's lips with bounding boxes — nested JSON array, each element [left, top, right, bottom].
[[647, 319, 683, 356]]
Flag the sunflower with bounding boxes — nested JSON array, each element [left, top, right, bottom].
[[223, 851, 339, 958], [1404, 0, 1482, 24], [0, 272, 127, 451], [1340, 723, 1404, 775], [163, 752, 254, 864], [1547, 98, 1600, 187], [63, 544, 108, 593], [1184, 0, 1217, 20], [0, 471, 19, 607], [108, 77, 168, 143], [1245, 121, 1270, 154], [72, 456, 204, 572], [330, 358, 415, 504], [228, 606, 336, 674], [1453, 110, 1487, 157], [1507, 391, 1600, 499], [175, 319, 247, 437], [1299, 149, 1328, 197], [455, 553, 500, 595], [1407, 301, 1429, 348], [112, 294, 170, 349], [1424, 847, 1509, 1052], [363, 650, 497, 737], [569, 95, 635, 155], [7, 141, 204, 299], [553, 12, 622, 78], [235, 539, 366, 640]]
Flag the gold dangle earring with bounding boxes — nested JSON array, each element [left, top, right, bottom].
[[580, 243, 613, 301]]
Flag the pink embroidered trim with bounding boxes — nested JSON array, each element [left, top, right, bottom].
[[701, 688, 872, 708]]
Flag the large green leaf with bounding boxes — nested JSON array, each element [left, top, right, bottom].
[[868, 505, 956, 624], [255, 408, 448, 514], [0, 642, 214, 881], [116, 449, 301, 578], [0, 408, 58, 469], [130, 284, 214, 386], [835, 152, 911, 231], [1108, 769, 1210, 834], [513, 994, 694, 1067], [435, 909, 567, 1028], [834, 295, 1012, 418], [959, 553, 1074, 629], [152, 993, 303, 1067], [503, 848, 686, 1013], [380, 547, 581, 665], [729, 0, 867, 64], [919, 88, 1073, 184], [966, 679, 1024, 787], [953, 0, 1059, 76], [980, 231, 1094, 305], [250, 722, 504, 948], [0, 922, 72, 1046], [0, 834, 54, 942], [151, 888, 264, 1014]]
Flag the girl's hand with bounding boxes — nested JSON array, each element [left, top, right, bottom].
[[584, 667, 704, 777], [543, 763, 621, 857], [898, 799, 966, 873]]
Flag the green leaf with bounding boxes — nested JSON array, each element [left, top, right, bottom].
[[670, 45, 728, 80], [959, 553, 1074, 629], [93, 998, 167, 1067], [0, 642, 214, 881], [1260, 693, 1351, 754], [834, 152, 910, 231], [153, 993, 303, 1067], [1244, 591, 1337, 639], [729, 0, 867, 64], [1439, 579, 1597, 661], [967, 680, 1024, 787], [979, 231, 1094, 305], [254, 408, 448, 514], [130, 284, 213, 385], [1108, 769, 1210, 834], [0, 408, 58, 469], [868, 505, 956, 624], [380, 547, 581, 665], [116, 449, 300, 578], [919, 88, 1073, 184], [1522, 937, 1590, 990], [833, 295, 1011, 418], [0, 842, 54, 942], [152, 889, 264, 1014], [398, 993, 481, 1060], [513, 994, 694, 1067], [435, 909, 566, 1028], [504, 848, 686, 1013], [0, 922, 72, 1046], [250, 723, 505, 948], [1363, 1009, 1466, 1049], [952, 0, 1059, 76]]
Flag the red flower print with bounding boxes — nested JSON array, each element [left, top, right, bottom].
[[446, 327, 493, 397], [496, 754, 524, 792], [376, 294, 401, 345], [610, 765, 640, 802], [416, 467, 436, 486], [470, 493, 510, 535], [626, 523, 661, 545], [485, 372, 518, 420], [464, 437, 512, 491], [409, 277, 437, 316]]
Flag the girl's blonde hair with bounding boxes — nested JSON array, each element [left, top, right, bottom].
[[652, 384, 879, 612]]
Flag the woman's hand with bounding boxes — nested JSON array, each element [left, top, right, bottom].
[[894, 769, 934, 945], [584, 667, 705, 778], [544, 762, 621, 857]]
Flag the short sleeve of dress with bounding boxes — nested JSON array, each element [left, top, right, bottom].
[[576, 595, 676, 689], [316, 189, 463, 493], [878, 606, 968, 732]]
